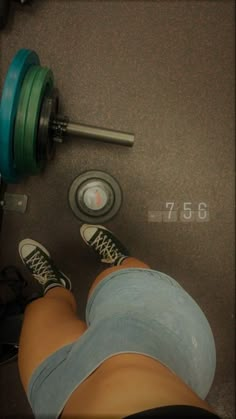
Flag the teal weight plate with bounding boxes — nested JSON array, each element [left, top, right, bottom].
[[0, 49, 40, 183]]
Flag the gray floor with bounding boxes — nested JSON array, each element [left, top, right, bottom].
[[0, 1, 235, 418]]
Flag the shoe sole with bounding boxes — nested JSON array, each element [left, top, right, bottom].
[[19, 238, 50, 266]]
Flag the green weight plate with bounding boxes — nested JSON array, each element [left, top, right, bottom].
[[23, 67, 54, 174], [14, 66, 42, 174]]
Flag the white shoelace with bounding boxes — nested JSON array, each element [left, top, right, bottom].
[[92, 232, 122, 263], [27, 251, 57, 285]]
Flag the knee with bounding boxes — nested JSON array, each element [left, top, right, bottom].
[[24, 297, 52, 322], [24, 289, 76, 318], [25, 296, 44, 313], [45, 287, 77, 311], [88, 257, 151, 299], [121, 257, 150, 269]]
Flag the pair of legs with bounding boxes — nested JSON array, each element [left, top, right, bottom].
[[17, 225, 217, 418], [18, 256, 150, 392]]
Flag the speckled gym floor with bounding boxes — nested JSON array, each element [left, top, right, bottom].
[[0, 1, 234, 418]]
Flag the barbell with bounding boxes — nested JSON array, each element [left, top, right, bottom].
[[0, 49, 134, 183]]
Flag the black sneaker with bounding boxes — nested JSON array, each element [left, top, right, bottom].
[[80, 224, 130, 265], [18, 239, 72, 295]]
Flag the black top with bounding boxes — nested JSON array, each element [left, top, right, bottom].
[[123, 405, 221, 418]]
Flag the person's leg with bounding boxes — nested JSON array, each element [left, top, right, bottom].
[[18, 226, 148, 392], [80, 225, 216, 407], [17, 240, 87, 392]]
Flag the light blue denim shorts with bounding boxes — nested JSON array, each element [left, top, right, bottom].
[[27, 268, 216, 418]]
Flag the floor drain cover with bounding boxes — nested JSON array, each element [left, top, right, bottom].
[[68, 171, 123, 223]]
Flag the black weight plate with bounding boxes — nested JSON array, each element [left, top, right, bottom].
[[37, 88, 59, 162], [68, 170, 123, 224]]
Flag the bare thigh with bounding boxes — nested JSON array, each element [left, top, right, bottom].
[[18, 287, 87, 391]]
